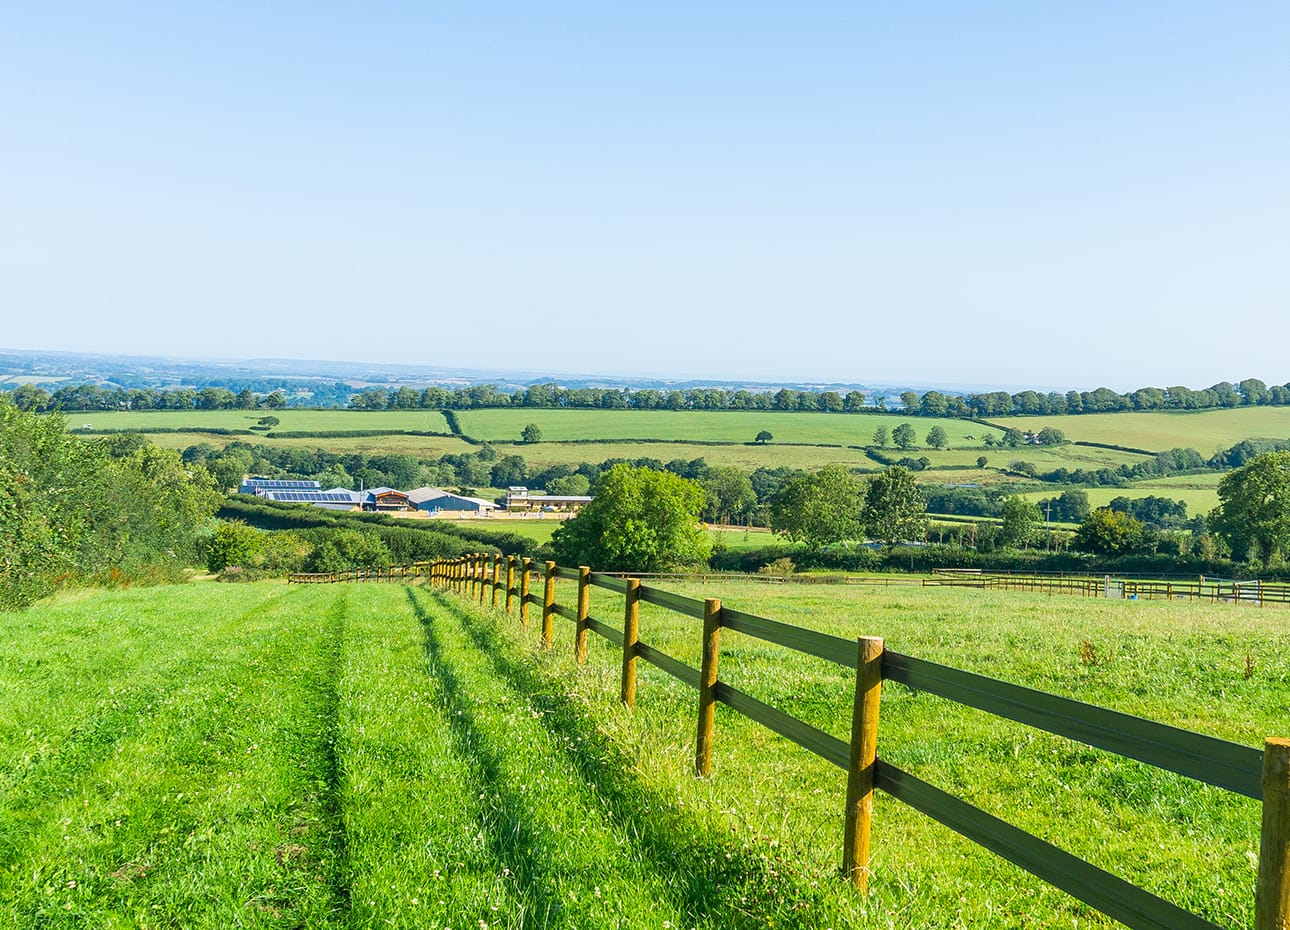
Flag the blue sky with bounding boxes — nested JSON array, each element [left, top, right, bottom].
[[2, 3, 1286, 391]]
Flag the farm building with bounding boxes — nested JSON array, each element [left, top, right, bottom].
[[364, 488, 414, 513], [407, 487, 499, 516], [240, 477, 322, 495], [504, 489, 592, 513]]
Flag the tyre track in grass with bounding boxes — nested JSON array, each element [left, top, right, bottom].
[[340, 585, 521, 927], [410, 589, 835, 929], [0, 586, 298, 818], [0, 585, 353, 928]]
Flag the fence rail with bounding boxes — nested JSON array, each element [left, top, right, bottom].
[[414, 553, 1288, 930]]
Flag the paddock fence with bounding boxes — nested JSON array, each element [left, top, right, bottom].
[[290, 553, 1290, 930]]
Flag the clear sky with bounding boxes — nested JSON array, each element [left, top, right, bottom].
[[2, 3, 1286, 391]]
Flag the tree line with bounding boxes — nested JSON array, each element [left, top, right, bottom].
[[0, 400, 222, 609], [11, 376, 1290, 417]]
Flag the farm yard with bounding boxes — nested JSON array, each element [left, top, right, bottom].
[[2, 577, 1281, 929]]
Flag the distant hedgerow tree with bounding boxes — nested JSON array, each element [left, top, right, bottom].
[[521, 423, 542, 443], [892, 422, 917, 451]]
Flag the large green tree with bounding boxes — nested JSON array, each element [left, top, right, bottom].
[[862, 466, 927, 546], [700, 465, 758, 525], [998, 496, 1041, 549], [551, 464, 710, 571], [1209, 451, 1290, 566], [892, 422, 917, 450], [769, 465, 866, 549], [1072, 508, 1144, 556]]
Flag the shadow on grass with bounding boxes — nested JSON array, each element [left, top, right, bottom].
[[408, 587, 836, 929], [313, 592, 352, 917], [407, 588, 581, 926]]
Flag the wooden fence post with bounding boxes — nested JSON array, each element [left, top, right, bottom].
[[520, 558, 533, 627], [843, 636, 885, 891], [478, 555, 489, 605], [506, 556, 518, 613], [542, 561, 557, 649], [620, 578, 641, 708], [574, 566, 591, 663], [1258, 737, 1290, 930], [695, 597, 722, 777]]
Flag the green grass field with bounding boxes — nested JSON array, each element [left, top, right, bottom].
[[3, 578, 1276, 928], [456, 409, 1000, 446], [1020, 484, 1221, 516], [67, 409, 453, 434], [1002, 408, 1290, 454]]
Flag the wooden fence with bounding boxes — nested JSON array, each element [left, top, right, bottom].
[[409, 553, 1290, 930]]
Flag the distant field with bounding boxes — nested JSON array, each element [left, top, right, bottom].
[[1020, 485, 1220, 516], [1003, 408, 1290, 454], [65, 409, 452, 433], [457, 408, 1001, 446]]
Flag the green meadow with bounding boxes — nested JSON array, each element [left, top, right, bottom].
[[1002, 408, 1290, 454], [2, 577, 1277, 928], [68, 409, 453, 434], [455, 408, 997, 446], [1020, 483, 1221, 516]]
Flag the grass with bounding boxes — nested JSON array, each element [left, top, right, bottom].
[[457, 409, 999, 446], [1019, 485, 1221, 516], [1000, 408, 1290, 454], [65, 409, 453, 434], [2, 578, 1278, 927]]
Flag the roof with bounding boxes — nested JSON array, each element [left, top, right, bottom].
[[462, 497, 499, 509], [528, 495, 592, 503], [242, 478, 322, 493], [261, 490, 362, 504], [406, 487, 451, 504]]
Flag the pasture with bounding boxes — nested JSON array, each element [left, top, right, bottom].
[[66, 409, 453, 434], [1020, 483, 1221, 516], [454, 408, 998, 446], [1002, 408, 1290, 455], [2, 578, 1278, 928]]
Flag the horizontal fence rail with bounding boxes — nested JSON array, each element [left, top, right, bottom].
[[420, 553, 1289, 930]]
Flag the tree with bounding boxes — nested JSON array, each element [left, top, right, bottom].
[[700, 466, 757, 525], [862, 466, 927, 546], [769, 464, 866, 549], [521, 423, 542, 443], [925, 426, 948, 450], [1073, 508, 1144, 556], [551, 464, 710, 571], [1036, 426, 1067, 445], [998, 496, 1041, 549], [205, 520, 263, 572], [1208, 451, 1290, 566], [547, 473, 591, 496], [892, 422, 917, 450], [755, 430, 773, 444], [872, 425, 889, 448], [976, 456, 989, 468], [490, 454, 527, 488]]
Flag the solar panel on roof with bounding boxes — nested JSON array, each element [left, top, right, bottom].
[[263, 491, 358, 503], [249, 479, 321, 490]]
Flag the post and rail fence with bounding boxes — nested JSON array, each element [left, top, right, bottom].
[[291, 553, 1290, 930]]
